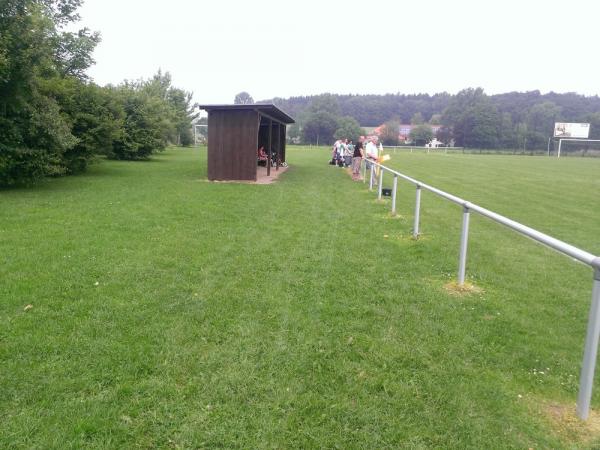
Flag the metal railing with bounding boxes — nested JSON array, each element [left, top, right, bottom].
[[361, 158, 600, 420]]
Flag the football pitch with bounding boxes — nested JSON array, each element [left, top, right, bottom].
[[1, 146, 599, 448]]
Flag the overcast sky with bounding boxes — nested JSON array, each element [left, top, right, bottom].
[[75, 0, 600, 104]]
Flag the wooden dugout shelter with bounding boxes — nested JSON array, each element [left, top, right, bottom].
[[198, 104, 295, 181]]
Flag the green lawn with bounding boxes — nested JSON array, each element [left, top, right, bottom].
[[1, 146, 599, 448]]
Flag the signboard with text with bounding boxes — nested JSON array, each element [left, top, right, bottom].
[[554, 122, 590, 138]]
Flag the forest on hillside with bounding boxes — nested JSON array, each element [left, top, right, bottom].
[[265, 90, 600, 149]]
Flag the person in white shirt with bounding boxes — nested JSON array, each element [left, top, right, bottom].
[[365, 138, 379, 183], [365, 138, 379, 160], [336, 140, 347, 167]]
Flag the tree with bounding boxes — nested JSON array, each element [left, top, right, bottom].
[[380, 120, 400, 145], [43, 78, 124, 172], [583, 112, 600, 140], [167, 87, 197, 146], [333, 116, 364, 143], [442, 88, 485, 146], [429, 113, 442, 125], [409, 124, 434, 145], [302, 111, 339, 145], [525, 101, 561, 145], [109, 88, 168, 160], [515, 123, 528, 152], [468, 102, 501, 148], [442, 88, 501, 148], [436, 126, 453, 145], [141, 69, 172, 100], [286, 122, 301, 144], [411, 112, 424, 125], [234, 91, 254, 104], [126, 70, 197, 148], [0, 3, 198, 185], [308, 93, 340, 116], [300, 95, 343, 145], [267, 90, 600, 151], [55, 27, 101, 79], [0, 0, 99, 185]]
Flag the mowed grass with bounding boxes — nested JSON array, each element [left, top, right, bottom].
[[1, 146, 599, 448]]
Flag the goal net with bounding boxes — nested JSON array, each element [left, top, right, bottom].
[[553, 138, 600, 157]]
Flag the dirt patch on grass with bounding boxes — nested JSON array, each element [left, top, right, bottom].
[[384, 213, 404, 220], [443, 281, 484, 296], [542, 401, 600, 445], [344, 166, 365, 182], [255, 165, 289, 184], [390, 233, 429, 242], [200, 165, 289, 184]]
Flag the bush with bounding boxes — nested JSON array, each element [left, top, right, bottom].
[[0, 146, 64, 186], [0, 93, 76, 186], [46, 79, 125, 172], [109, 91, 167, 160]]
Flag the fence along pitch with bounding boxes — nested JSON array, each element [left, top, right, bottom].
[[361, 158, 600, 420]]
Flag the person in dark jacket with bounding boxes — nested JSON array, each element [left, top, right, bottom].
[[352, 138, 364, 180]]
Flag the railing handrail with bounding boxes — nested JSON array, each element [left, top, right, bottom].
[[369, 159, 599, 269], [361, 158, 600, 420]]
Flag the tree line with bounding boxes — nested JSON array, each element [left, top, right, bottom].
[[0, 0, 196, 187], [269, 89, 600, 149]]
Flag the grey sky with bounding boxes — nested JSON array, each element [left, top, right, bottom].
[[76, 0, 600, 104]]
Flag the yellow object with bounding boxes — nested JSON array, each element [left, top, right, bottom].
[[374, 154, 390, 177]]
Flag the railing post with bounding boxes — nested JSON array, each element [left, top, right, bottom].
[[391, 175, 398, 216], [413, 185, 421, 238], [577, 265, 600, 420], [378, 167, 384, 200], [458, 205, 471, 285], [354, 160, 600, 420]]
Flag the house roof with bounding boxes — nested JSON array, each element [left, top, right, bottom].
[[198, 103, 295, 124]]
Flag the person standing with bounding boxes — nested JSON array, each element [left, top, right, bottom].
[[366, 138, 379, 160], [337, 139, 347, 167], [365, 138, 379, 184], [331, 140, 341, 165], [352, 138, 363, 180], [344, 139, 353, 167]]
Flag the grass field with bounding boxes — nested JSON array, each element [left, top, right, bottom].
[[1, 146, 599, 448]]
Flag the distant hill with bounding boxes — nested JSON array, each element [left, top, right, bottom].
[[263, 91, 600, 130]]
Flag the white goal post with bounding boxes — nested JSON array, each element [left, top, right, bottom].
[[557, 138, 600, 158], [193, 124, 207, 145]]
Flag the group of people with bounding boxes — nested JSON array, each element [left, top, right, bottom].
[[258, 146, 286, 167], [330, 139, 355, 168], [330, 137, 380, 181]]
